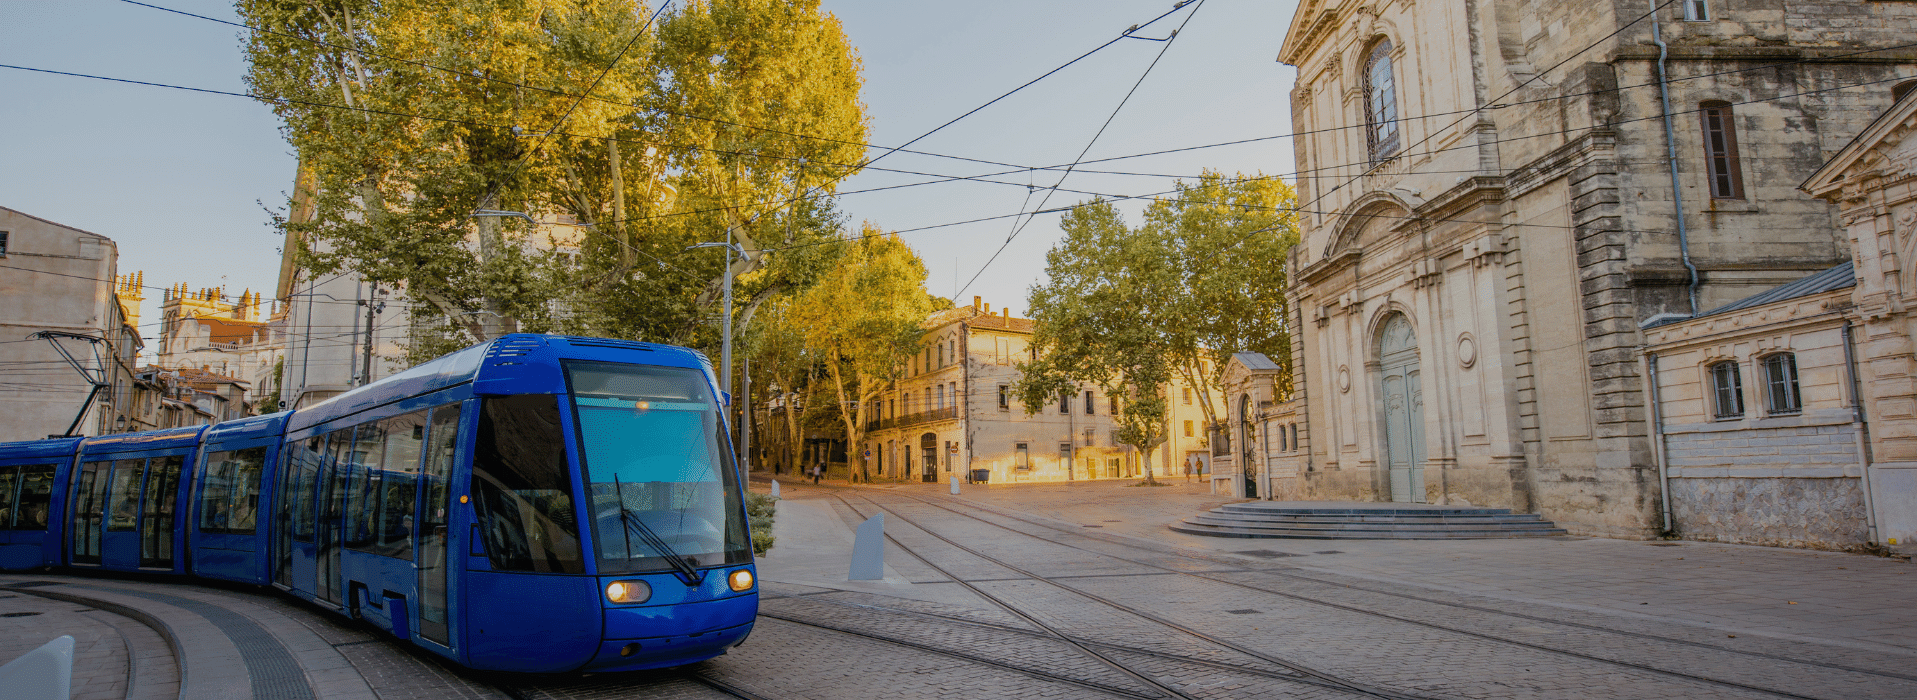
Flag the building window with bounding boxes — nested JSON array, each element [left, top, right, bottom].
[[1763, 353, 1802, 415], [1109, 396, 1120, 414], [1015, 443, 1030, 470], [937, 342, 945, 368], [1364, 39, 1401, 161], [0, 231, 8, 257], [1290, 424, 1299, 452], [950, 339, 957, 365], [1279, 424, 1289, 452], [998, 385, 1010, 411], [1183, 420, 1194, 438], [1182, 387, 1192, 405], [1681, 0, 1709, 21], [1083, 428, 1094, 446], [1084, 390, 1095, 415], [1700, 101, 1745, 199], [1060, 393, 1071, 414], [1710, 360, 1745, 419]]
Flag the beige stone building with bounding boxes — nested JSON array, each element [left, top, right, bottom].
[[856, 299, 1214, 485], [1641, 264, 1867, 550], [1218, 352, 1309, 499], [1799, 89, 1917, 553], [0, 206, 145, 441], [1278, 0, 1917, 537], [153, 283, 286, 407]]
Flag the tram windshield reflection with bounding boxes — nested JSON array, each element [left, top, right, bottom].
[[567, 362, 750, 575]]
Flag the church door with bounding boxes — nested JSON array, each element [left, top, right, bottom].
[[1378, 314, 1426, 503]]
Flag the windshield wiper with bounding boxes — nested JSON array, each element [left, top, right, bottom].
[[612, 475, 705, 586], [621, 507, 705, 586]]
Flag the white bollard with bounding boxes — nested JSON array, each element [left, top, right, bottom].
[[950, 475, 961, 495], [849, 513, 885, 580], [0, 635, 73, 700], [770, 480, 781, 499]]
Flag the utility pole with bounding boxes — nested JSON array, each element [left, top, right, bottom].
[[359, 286, 384, 387]]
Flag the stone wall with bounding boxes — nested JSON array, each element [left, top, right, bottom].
[[1666, 475, 1869, 551]]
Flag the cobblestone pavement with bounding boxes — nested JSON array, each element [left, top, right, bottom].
[[2, 477, 1911, 699]]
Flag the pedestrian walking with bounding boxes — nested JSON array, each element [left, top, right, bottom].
[[811, 464, 823, 485]]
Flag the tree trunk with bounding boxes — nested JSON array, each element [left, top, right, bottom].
[[608, 138, 630, 269]]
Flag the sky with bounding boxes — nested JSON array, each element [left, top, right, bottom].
[[0, 0, 1299, 337]]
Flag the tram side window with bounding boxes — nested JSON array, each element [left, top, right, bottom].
[[344, 422, 388, 553], [15, 465, 55, 531], [199, 448, 266, 534], [285, 438, 322, 542], [366, 411, 424, 560], [472, 394, 584, 573], [106, 459, 145, 531], [0, 467, 14, 528]]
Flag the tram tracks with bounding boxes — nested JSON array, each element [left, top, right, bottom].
[[864, 489, 1917, 700], [827, 492, 1440, 700]]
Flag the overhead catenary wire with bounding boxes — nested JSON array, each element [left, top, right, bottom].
[[956, 0, 1208, 299], [7, 35, 1910, 242]]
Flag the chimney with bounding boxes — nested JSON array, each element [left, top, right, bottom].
[[973, 296, 981, 311], [985, 302, 992, 314]]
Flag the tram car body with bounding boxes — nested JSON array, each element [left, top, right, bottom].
[[0, 334, 758, 673]]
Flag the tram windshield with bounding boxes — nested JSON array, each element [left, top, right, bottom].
[[567, 361, 750, 575]]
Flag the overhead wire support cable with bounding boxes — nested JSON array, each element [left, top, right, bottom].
[[955, 0, 1208, 299]]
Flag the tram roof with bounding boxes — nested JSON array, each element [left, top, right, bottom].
[[0, 437, 82, 461], [287, 334, 714, 433], [204, 411, 291, 443], [79, 425, 207, 454]]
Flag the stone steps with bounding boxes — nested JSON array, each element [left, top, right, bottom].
[[1170, 502, 1568, 540]]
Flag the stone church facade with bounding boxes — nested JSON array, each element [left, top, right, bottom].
[[1277, 0, 1917, 537]]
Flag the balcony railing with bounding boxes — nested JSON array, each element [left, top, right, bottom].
[[866, 405, 959, 432]]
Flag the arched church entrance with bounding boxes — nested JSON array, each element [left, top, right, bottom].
[[1238, 394, 1258, 498], [1377, 313, 1426, 503], [920, 433, 939, 483]]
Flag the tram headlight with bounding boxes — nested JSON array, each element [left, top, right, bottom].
[[605, 580, 652, 604], [727, 569, 754, 592]]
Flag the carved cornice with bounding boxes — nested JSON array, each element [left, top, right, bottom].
[[1300, 248, 1363, 286]]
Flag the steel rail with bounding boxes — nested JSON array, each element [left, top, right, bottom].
[[885, 490, 1899, 700], [832, 493, 1437, 700]]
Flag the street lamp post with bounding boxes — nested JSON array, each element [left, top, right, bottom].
[[687, 238, 746, 467]]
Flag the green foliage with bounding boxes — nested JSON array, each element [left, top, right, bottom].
[[746, 491, 778, 554], [788, 228, 938, 479], [241, 0, 870, 359], [1015, 172, 1300, 480]]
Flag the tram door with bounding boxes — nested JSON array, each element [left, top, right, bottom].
[[315, 430, 349, 605], [281, 437, 322, 591], [415, 404, 461, 647], [99, 459, 145, 568], [68, 461, 110, 565], [137, 456, 182, 569], [919, 434, 938, 483]]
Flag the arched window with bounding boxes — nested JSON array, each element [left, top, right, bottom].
[[1762, 353, 1802, 415], [1699, 101, 1745, 199], [1364, 39, 1402, 161], [1710, 360, 1745, 419]]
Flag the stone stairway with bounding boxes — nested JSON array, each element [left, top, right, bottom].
[[1170, 501, 1569, 539]]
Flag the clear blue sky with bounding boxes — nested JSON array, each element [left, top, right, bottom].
[[0, 0, 1298, 335]]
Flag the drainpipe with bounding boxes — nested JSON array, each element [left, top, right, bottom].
[[1650, 0, 1701, 316], [1842, 321, 1882, 545], [1644, 351, 1676, 536]]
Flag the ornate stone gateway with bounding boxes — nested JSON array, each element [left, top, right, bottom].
[[1377, 314, 1425, 503]]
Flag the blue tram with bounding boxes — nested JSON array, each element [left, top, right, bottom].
[[0, 334, 758, 672]]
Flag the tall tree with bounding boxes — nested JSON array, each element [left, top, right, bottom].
[[1140, 170, 1301, 428], [243, 0, 869, 360], [788, 228, 937, 482], [1015, 174, 1299, 481], [1013, 201, 1176, 483]]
